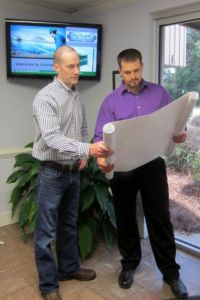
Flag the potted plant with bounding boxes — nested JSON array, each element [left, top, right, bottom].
[[6, 143, 116, 259]]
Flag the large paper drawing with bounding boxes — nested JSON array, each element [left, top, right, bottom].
[[103, 92, 199, 179]]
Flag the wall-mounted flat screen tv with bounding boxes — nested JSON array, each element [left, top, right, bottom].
[[5, 19, 102, 80]]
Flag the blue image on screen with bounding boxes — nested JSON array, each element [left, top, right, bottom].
[[10, 24, 66, 59], [7, 22, 100, 77]]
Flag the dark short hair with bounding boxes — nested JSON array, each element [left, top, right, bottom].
[[117, 48, 142, 68]]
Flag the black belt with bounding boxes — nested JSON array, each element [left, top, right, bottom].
[[41, 161, 79, 171]]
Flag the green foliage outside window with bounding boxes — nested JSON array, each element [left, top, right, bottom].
[[163, 27, 200, 105], [164, 143, 200, 185]]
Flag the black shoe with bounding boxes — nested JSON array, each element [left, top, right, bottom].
[[164, 277, 188, 298], [118, 270, 134, 289], [59, 268, 96, 281]]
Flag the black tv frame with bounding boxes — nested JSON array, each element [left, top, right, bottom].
[[5, 18, 102, 80]]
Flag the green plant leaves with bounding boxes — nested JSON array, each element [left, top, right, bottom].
[[6, 169, 26, 184], [80, 173, 91, 192], [18, 198, 34, 229], [14, 153, 39, 168], [6, 144, 39, 230], [164, 143, 200, 181], [93, 172, 110, 185], [9, 185, 24, 217], [102, 218, 115, 249], [6, 144, 116, 260], [24, 142, 34, 148], [106, 198, 116, 228], [17, 172, 34, 188], [78, 223, 93, 259], [80, 186, 95, 212], [78, 158, 116, 259], [94, 184, 109, 213], [191, 150, 200, 184]]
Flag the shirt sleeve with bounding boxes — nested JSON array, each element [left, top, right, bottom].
[[79, 97, 91, 157], [33, 93, 91, 159], [80, 97, 89, 143], [94, 96, 115, 142]]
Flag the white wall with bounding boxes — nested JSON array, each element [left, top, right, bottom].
[[0, 4, 72, 148], [77, 0, 197, 137], [0, 4, 71, 225], [0, 0, 198, 226]]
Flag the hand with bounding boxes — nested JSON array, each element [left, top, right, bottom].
[[89, 141, 113, 158], [172, 130, 187, 143], [97, 157, 114, 173], [79, 159, 88, 171]]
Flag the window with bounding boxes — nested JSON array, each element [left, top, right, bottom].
[[154, 6, 200, 255]]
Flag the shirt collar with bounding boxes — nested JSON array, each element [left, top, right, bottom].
[[119, 79, 149, 95], [53, 77, 78, 92]]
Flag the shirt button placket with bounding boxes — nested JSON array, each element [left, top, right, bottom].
[[136, 95, 141, 110]]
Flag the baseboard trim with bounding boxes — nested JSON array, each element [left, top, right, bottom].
[[0, 147, 32, 159], [166, 296, 200, 300], [176, 238, 200, 258], [0, 211, 18, 227]]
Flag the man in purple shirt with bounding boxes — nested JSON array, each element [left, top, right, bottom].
[[94, 49, 188, 298]]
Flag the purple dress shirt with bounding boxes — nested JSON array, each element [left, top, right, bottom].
[[94, 79, 172, 142]]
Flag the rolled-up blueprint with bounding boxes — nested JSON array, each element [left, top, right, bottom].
[[102, 91, 199, 179], [103, 123, 115, 179], [165, 91, 199, 153]]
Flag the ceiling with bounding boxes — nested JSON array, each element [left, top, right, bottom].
[[0, 0, 139, 17]]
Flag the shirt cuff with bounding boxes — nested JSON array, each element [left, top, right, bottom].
[[78, 142, 91, 158]]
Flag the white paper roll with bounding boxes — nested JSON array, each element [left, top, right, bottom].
[[103, 123, 115, 179]]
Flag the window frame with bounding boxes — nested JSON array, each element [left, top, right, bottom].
[[153, 8, 200, 83], [153, 6, 200, 256]]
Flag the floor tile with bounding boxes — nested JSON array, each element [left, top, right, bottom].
[[0, 286, 42, 300], [0, 272, 29, 298], [126, 290, 160, 300], [89, 270, 145, 299], [0, 224, 200, 300], [62, 287, 106, 300]]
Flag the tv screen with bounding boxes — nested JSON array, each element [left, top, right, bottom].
[[5, 19, 102, 80]]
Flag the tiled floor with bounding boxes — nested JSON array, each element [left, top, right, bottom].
[[0, 224, 200, 300]]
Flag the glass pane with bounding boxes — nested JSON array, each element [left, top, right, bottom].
[[159, 21, 200, 250]]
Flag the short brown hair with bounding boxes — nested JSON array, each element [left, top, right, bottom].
[[117, 48, 142, 68]]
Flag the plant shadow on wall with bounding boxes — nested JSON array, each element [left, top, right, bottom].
[[164, 114, 200, 234], [6, 143, 116, 260]]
